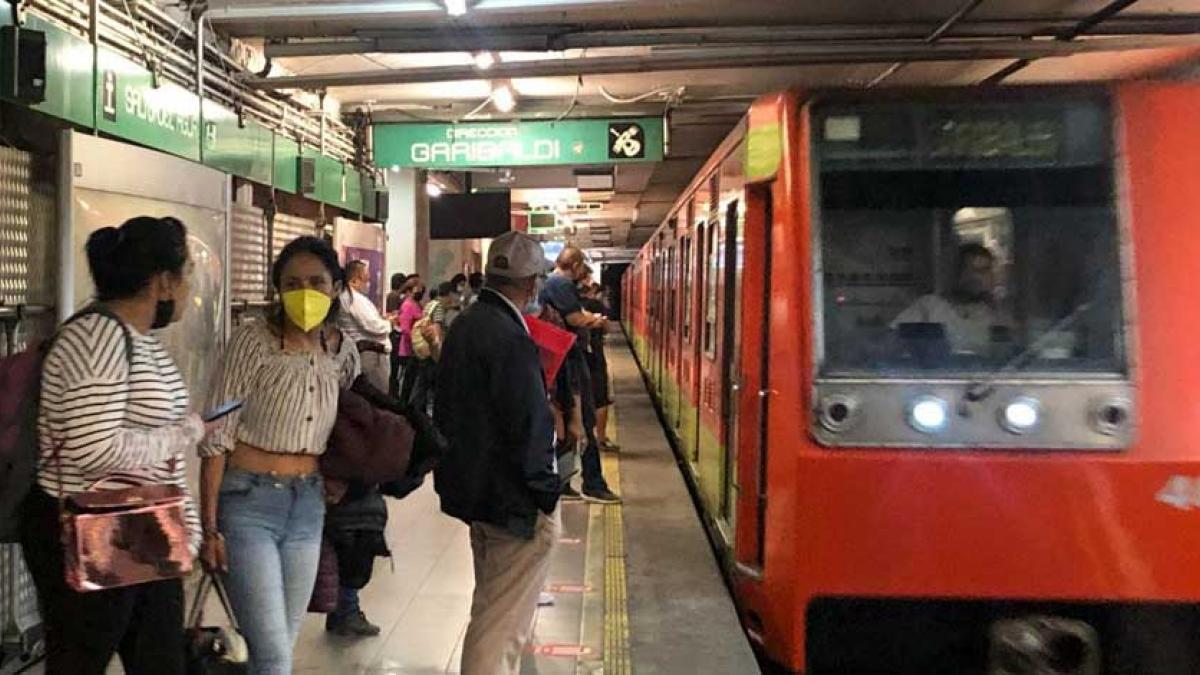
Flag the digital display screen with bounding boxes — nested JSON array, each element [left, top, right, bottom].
[[430, 192, 512, 240], [927, 115, 1062, 161]]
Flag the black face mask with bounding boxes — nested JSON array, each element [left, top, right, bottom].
[[151, 299, 175, 330]]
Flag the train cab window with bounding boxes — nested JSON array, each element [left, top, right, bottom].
[[815, 99, 1125, 378]]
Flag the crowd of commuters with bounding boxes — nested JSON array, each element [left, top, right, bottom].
[[8, 214, 618, 675]]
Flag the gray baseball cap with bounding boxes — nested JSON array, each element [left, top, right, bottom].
[[486, 230, 549, 279]]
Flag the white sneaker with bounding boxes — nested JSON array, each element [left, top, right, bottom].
[[538, 592, 556, 607]]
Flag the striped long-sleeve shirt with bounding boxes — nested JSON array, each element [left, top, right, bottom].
[[37, 313, 203, 553]]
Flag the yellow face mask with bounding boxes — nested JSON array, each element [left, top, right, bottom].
[[281, 289, 332, 332]]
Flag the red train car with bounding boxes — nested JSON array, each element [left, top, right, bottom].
[[623, 83, 1200, 674]]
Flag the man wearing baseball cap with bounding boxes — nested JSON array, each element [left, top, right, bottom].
[[434, 230, 561, 675]]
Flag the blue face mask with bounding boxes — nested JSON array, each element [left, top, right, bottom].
[[524, 277, 545, 315]]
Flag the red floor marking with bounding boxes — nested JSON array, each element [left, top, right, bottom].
[[558, 537, 582, 544], [528, 644, 593, 657], [546, 583, 592, 593]]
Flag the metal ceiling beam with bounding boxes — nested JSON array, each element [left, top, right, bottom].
[[867, 0, 985, 88], [250, 36, 1200, 90], [262, 16, 1200, 57], [984, 0, 1144, 84]]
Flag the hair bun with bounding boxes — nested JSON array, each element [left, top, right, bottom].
[[87, 227, 121, 254]]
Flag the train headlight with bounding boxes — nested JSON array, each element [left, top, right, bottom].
[[1000, 397, 1041, 435], [908, 396, 949, 434]]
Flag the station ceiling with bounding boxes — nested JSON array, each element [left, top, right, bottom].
[[206, 0, 1200, 248]]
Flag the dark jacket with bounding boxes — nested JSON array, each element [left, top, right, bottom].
[[433, 289, 559, 539], [323, 376, 447, 489]]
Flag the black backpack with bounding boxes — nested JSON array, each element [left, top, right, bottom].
[[0, 307, 132, 542]]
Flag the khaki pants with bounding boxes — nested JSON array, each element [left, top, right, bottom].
[[359, 350, 390, 393], [461, 509, 561, 675]]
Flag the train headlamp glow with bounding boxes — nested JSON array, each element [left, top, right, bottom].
[[1000, 397, 1041, 434], [908, 396, 948, 434]]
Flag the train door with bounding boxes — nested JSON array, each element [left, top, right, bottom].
[[688, 221, 706, 467], [653, 246, 666, 395], [720, 217, 745, 525], [698, 172, 729, 523], [719, 148, 747, 530], [664, 240, 680, 431], [673, 233, 690, 433], [734, 182, 773, 573]]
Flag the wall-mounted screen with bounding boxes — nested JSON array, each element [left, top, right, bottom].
[[430, 192, 511, 240]]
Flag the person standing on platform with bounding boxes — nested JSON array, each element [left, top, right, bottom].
[[541, 248, 620, 504], [408, 281, 453, 414], [395, 278, 426, 405], [385, 273, 408, 396], [339, 260, 392, 393], [22, 216, 206, 675], [465, 271, 485, 307], [434, 231, 562, 675], [198, 237, 361, 675], [581, 284, 618, 452]]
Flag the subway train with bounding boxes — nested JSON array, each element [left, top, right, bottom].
[[622, 83, 1200, 674]]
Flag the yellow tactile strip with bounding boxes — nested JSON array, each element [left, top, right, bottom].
[[603, 473, 630, 674], [601, 398, 632, 674]]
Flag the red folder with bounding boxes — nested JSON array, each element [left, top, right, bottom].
[[525, 315, 576, 389]]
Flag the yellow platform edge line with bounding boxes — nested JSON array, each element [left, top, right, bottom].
[[602, 449, 632, 674]]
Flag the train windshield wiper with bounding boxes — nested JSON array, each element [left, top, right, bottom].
[[960, 299, 1094, 408]]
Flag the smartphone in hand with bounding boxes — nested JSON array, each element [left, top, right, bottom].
[[202, 400, 244, 423]]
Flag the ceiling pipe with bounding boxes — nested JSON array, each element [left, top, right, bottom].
[[262, 16, 1200, 58], [867, 0, 986, 88], [983, 0, 1144, 84], [249, 35, 1200, 90]]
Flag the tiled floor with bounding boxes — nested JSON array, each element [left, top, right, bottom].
[[291, 483, 595, 675]]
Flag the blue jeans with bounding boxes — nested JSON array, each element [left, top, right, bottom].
[[218, 468, 325, 675]]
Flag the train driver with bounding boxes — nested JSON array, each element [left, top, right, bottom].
[[890, 243, 1014, 359]]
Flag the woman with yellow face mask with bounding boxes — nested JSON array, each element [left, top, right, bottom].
[[197, 236, 361, 675]]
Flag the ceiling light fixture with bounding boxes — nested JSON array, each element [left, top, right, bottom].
[[444, 0, 468, 16], [426, 182, 443, 198], [491, 82, 516, 113], [474, 51, 496, 70]]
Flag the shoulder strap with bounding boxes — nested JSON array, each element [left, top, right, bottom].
[[62, 305, 135, 365]]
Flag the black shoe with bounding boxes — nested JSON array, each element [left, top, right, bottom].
[[582, 487, 622, 505], [560, 486, 583, 502], [600, 440, 621, 453], [326, 611, 382, 637]]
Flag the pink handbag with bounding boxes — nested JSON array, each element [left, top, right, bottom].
[[55, 446, 193, 592]]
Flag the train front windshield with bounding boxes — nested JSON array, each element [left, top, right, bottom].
[[815, 98, 1126, 378]]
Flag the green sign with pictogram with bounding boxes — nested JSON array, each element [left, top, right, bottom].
[[96, 48, 202, 161], [373, 117, 664, 168]]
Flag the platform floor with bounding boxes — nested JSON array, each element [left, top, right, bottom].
[[29, 332, 759, 675]]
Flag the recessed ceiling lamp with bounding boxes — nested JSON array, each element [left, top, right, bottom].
[[426, 181, 443, 198], [491, 82, 516, 113], [474, 51, 496, 70], [444, 0, 468, 16]]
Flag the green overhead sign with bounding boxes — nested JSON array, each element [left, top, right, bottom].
[[97, 49, 202, 161], [202, 100, 274, 185], [373, 117, 664, 168]]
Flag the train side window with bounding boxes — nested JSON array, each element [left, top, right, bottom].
[[704, 219, 719, 358]]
